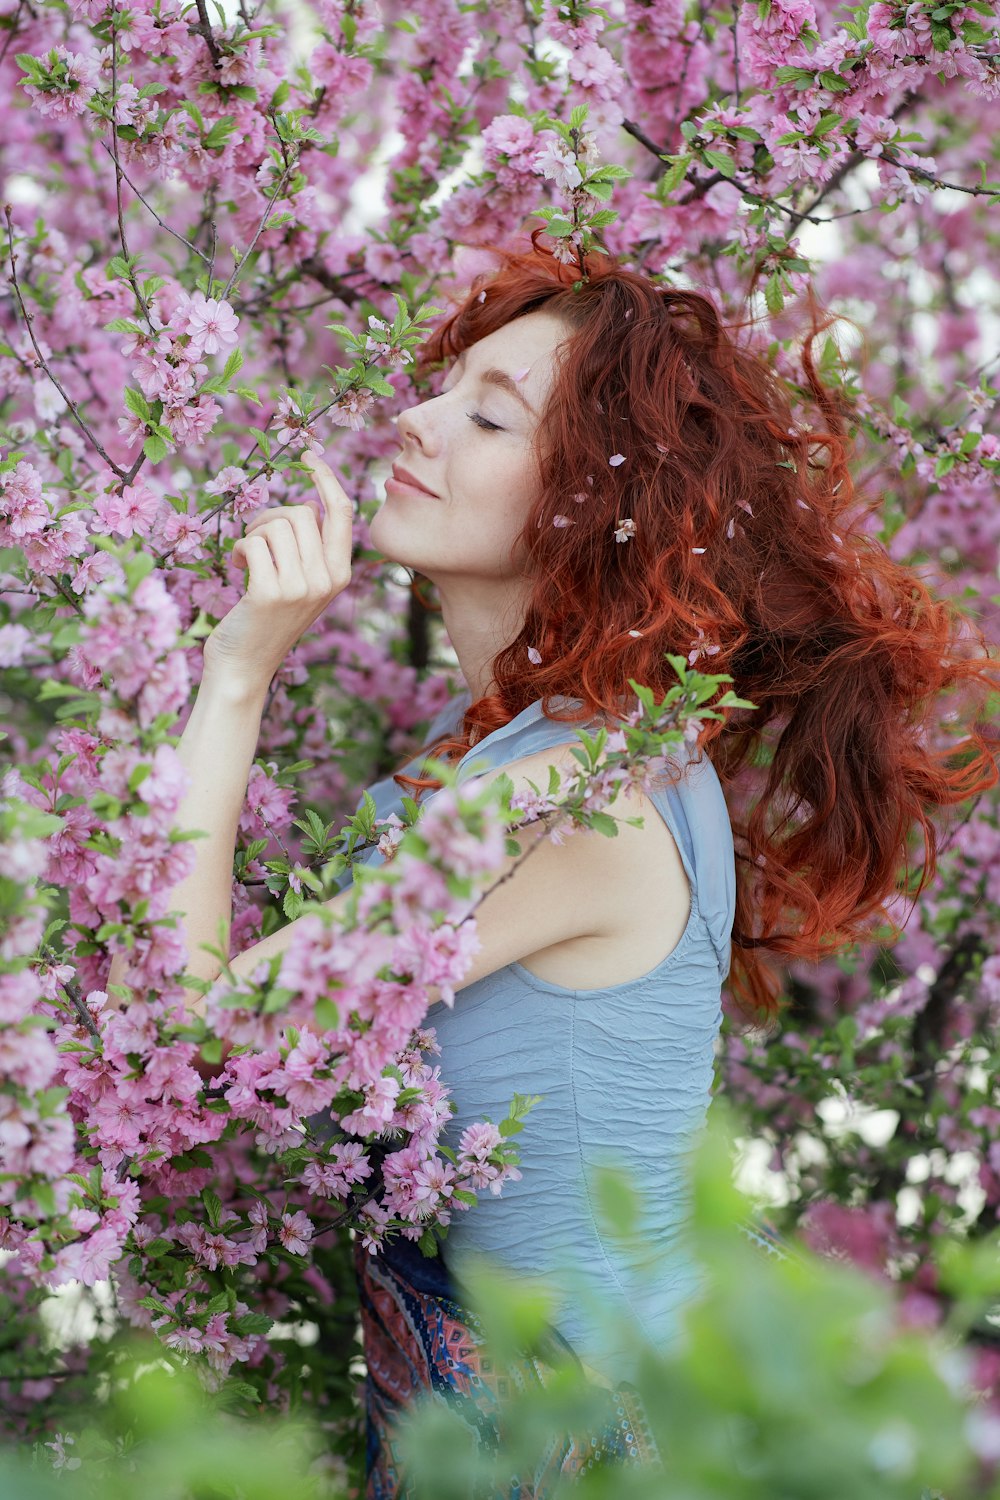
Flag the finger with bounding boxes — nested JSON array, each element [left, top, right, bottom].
[[245, 503, 330, 594], [238, 532, 279, 595], [246, 517, 309, 596], [302, 452, 354, 590]]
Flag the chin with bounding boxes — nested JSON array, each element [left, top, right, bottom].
[[369, 506, 428, 574]]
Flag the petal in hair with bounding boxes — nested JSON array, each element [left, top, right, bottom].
[[527, 646, 542, 664], [613, 518, 636, 543], [609, 453, 626, 467], [553, 515, 575, 527]]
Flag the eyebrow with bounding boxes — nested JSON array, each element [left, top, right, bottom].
[[451, 349, 537, 416]]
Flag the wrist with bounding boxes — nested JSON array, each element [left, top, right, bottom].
[[199, 656, 272, 707]]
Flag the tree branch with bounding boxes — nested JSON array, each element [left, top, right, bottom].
[[3, 205, 130, 480]]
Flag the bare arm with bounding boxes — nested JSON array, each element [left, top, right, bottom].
[[105, 450, 354, 1018], [107, 671, 269, 1015]]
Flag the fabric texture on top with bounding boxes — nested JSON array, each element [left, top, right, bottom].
[[337, 686, 736, 1385]]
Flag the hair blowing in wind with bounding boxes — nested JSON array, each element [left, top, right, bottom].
[[395, 235, 1000, 1027]]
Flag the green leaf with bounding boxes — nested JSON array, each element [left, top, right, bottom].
[[656, 159, 689, 202], [231, 1311, 274, 1336], [124, 386, 150, 420], [201, 1188, 223, 1229], [143, 432, 168, 463], [703, 149, 736, 178], [314, 994, 339, 1032], [812, 111, 844, 137], [282, 889, 305, 921]]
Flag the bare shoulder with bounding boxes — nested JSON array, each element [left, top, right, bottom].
[[471, 739, 691, 927], [462, 738, 693, 986]]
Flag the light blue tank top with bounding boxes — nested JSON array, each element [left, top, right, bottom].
[[340, 687, 735, 1384]]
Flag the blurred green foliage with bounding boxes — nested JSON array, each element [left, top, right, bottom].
[[3, 1099, 999, 1500]]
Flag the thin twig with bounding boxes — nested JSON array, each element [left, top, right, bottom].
[[51, 575, 85, 617], [3, 206, 129, 480], [62, 976, 103, 1043], [0, 0, 29, 70], [621, 117, 667, 162], [220, 157, 299, 305], [97, 142, 212, 267], [109, 10, 153, 328], [191, 0, 223, 68]]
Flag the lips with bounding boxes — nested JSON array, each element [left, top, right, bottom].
[[390, 463, 438, 497]]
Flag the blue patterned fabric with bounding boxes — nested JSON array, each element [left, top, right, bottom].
[[337, 687, 738, 1387]]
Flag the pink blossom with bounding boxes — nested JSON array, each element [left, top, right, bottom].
[[392, 921, 481, 1006], [48, 1225, 124, 1287], [91, 482, 162, 540], [534, 135, 583, 190], [178, 291, 240, 356], [340, 1074, 400, 1135], [0, 461, 49, 541], [328, 387, 376, 431], [278, 1209, 314, 1256], [21, 47, 101, 120]]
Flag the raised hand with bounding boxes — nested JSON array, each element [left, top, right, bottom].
[[203, 451, 355, 693]]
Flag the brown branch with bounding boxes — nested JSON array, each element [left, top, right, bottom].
[[902, 161, 1000, 198], [62, 976, 103, 1043], [108, 11, 152, 328], [51, 575, 85, 617], [219, 156, 299, 304], [911, 932, 986, 1108], [190, 0, 223, 68], [97, 141, 212, 267], [783, 89, 919, 235], [0, 0, 28, 69], [621, 117, 668, 163], [3, 206, 129, 480]]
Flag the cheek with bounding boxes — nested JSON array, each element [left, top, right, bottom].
[[487, 449, 541, 526]]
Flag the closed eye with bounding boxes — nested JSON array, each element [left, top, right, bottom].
[[467, 411, 503, 432]]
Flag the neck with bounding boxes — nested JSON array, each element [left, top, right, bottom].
[[435, 575, 533, 702]]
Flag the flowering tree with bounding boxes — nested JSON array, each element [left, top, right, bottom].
[[2, 0, 1000, 1480]]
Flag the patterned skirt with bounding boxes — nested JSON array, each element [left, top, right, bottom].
[[355, 1214, 794, 1500], [355, 1233, 661, 1500]]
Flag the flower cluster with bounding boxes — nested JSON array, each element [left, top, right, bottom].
[[1, 0, 999, 1466]]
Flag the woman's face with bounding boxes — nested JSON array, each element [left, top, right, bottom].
[[370, 309, 576, 585]]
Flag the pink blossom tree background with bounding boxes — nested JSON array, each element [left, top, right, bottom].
[[2, 0, 1000, 1478]]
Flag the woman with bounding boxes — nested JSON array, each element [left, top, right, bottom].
[[116, 238, 997, 1495]]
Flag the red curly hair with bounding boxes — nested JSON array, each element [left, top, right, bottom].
[[392, 233, 1000, 1028]]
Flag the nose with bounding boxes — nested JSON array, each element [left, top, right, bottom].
[[395, 398, 438, 453]]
